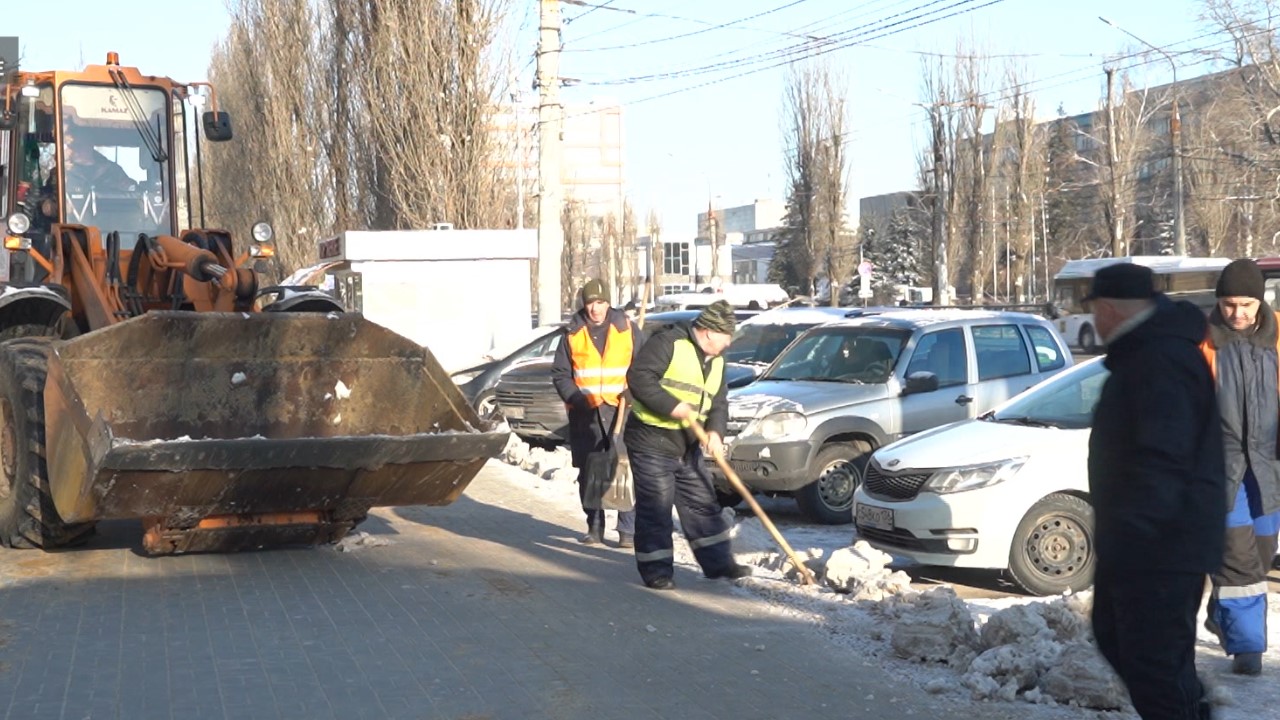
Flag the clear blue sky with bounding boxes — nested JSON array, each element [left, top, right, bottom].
[[13, 0, 1214, 237]]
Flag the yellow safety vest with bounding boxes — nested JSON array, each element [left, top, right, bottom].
[[632, 337, 724, 429]]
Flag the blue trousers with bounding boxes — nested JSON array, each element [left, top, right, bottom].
[[1208, 475, 1280, 655], [629, 446, 734, 584]]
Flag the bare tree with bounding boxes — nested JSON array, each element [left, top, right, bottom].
[[560, 200, 591, 311], [996, 64, 1047, 300]]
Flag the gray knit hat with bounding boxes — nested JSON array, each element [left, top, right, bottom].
[[694, 300, 736, 334]]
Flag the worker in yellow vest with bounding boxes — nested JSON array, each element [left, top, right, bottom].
[[551, 279, 642, 546], [625, 299, 751, 590]]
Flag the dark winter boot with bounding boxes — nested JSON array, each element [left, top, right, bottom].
[[578, 526, 604, 545], [1232, 652, 1262, 676], [706, 563, 753, 580]]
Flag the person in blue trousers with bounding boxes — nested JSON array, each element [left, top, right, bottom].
[[1201, 259, 1280, 677]]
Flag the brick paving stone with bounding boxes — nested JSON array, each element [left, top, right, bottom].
[[0, 460, 1040, 720]]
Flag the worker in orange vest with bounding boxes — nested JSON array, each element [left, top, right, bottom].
[[551, 279, 642, 546]]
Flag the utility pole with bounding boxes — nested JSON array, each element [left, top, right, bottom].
[[536, 0, 564, 326], [1104, 67, 1125, 258], [1100, 17, 1186, 255], [928, 104, 950, 306]]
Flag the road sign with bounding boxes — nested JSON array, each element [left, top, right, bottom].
[[858, 260, 873, 277], [859, 275, 873, 299]]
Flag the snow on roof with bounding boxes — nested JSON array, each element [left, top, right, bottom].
[[1054, 255, 1230, 279], [738, 306, 854, 327], [823, 308, 1043, 329]]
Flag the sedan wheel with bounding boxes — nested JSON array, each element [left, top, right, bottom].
[[1007, 493, 1095, 596]]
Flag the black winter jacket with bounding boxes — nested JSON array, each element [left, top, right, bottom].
[[550, 308, 642, 468], [623, 323, 729, 458], [1204, 304, 1280, 515], [1088, 295, 1225, 576]]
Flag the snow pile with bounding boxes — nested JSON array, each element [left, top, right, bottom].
[[333, 531, 392, 553], [822, 542, 913, 601], [885, 587, 982, 665], [730, 514, 826, 580], [500, 435, 576, 483]]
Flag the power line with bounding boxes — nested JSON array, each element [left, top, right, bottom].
[[565, 0, 814, 52], [579, 0, 978, 85], [565, 0, 622, 23]]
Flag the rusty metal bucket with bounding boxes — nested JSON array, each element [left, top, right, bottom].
[[40, 311, 508, 551]]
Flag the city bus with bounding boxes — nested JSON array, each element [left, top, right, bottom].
[[1052, 256, 1230, 352]]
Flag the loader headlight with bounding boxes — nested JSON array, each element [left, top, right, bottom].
[[251, 221, 274, 243], [741, 411, 807, 441], [5, 213, 30, 235], [923, 456, 1028, 494]]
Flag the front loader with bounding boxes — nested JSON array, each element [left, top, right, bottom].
[[0, 51, 506, 554]]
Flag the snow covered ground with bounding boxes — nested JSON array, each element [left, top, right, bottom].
[[497, 436, 1280, 719]]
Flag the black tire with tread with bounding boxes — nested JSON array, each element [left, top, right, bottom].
[[1007, 493, 1095, 596], [795, 441, 872, 525], [0, 338, 96, 549], [1079, 325, 1099, 354]]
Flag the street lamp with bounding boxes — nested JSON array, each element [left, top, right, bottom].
[[1099, 16, 1186, 256]]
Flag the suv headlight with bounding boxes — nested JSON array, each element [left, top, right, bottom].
[[923, 456, 1027, 494], [741, 411, 807, 441]]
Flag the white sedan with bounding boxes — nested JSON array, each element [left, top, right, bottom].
[[853, 357, 1107, 596]]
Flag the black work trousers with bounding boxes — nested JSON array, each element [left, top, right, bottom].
[[629, 445, 734, 584], [1092, 569, 1210, 720]]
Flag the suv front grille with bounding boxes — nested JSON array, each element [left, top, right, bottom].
[[863, 463, 932, 500], [496, 388, 539, 406]]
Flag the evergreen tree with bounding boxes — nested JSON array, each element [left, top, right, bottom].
[[862, 209, 924, 303]]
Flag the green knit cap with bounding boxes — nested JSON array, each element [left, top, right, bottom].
[[694, 299, 736, 334]]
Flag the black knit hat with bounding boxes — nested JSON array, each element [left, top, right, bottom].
[[694, 300, 736, 335], [1083, 263, 1155, 302], [1215, 259, 1265, 301]]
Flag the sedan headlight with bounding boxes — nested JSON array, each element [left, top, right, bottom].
[[923, 456, 1028, 494], [741, 411, 807, 441]]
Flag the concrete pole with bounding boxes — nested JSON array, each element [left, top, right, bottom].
[[536, 0, 564, 326], [929, 104, 950, 306]]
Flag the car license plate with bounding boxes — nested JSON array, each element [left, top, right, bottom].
[[503, 406, 525, 420], [856, 503, 894, 532]]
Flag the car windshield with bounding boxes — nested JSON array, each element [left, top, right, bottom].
[[724, 322, 816, 366], [987, 358, 1109, 430], [764, 326, 908, 383]]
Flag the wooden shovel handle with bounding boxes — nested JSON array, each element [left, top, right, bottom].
[[686, 419, 818, 586]]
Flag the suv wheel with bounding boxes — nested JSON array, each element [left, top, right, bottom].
[[795, 441, 872, 525], [1007, 493, 1095, 596]]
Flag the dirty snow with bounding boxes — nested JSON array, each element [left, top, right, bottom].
[[334, 380, 352, 400], [230, 372, 247, 386], [333, 531, 392, 553], [494, 439, 1280, 720]]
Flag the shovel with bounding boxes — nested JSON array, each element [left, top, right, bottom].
[[687, 418, 818, 586]]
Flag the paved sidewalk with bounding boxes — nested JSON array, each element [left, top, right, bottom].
[[0, 460, 1025, 720]]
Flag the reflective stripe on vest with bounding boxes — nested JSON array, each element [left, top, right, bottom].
[[569, 318, 634, 408], [632, 338, 724, 429]]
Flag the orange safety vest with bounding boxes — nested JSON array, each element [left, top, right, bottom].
[[567, 313, 634, 408]]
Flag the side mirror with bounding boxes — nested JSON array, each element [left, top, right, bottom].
[[903, 371, 939, 396], [202, 111, 233, 142]]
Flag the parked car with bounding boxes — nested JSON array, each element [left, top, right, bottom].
[[853, 357, 1105, 596], [715, 309, 1074, 524], [451, 325, 563, 416], [494, 309, 764, 446], [723, 306, 895, 386]]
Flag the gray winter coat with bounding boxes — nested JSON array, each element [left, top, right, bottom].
[[1205, 303, 1280, 515]]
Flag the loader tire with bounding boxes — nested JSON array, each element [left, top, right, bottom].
[[0, 338, 95, 549]]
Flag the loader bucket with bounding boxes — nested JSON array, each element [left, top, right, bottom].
[[40, 311, 509, 553]]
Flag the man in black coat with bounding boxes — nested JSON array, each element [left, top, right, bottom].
[[1087, 263, 1224, 720], [550, 279, 642, 546]]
